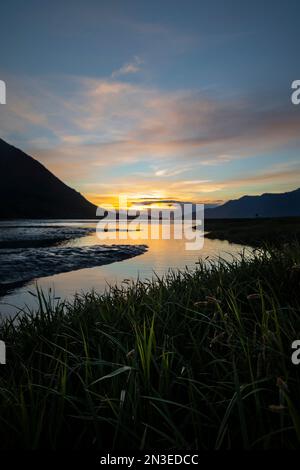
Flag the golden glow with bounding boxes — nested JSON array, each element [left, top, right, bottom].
[[83, 165, 300, 210], [86, 191, 171, 210]]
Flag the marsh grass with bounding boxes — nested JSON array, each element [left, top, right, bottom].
[[1, 243, 300, 449]]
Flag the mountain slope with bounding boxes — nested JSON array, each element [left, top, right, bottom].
[[0, 139, 97, 219], [206, 188, 300, 218]]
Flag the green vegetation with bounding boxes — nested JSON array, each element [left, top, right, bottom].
[[1, 243, 300, 449], [205, 217, 300, 247]]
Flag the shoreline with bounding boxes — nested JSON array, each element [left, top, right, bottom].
[[0, 223, 147, 298], [0, 244, 148, 299], [204, 216, 300, 247]]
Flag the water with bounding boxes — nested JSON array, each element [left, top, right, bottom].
[[0, 220, 251, 317]]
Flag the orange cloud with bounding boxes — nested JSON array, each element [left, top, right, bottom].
[[2, 75, 300, 205]]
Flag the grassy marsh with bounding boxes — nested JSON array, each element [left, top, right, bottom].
[[0, 243, 300, 449]]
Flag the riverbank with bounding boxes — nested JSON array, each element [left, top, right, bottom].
[[0, 223, 148, 297], [0, 242, 300, 449], [205, 217, 300, 247], [0, 244, 148, 297]]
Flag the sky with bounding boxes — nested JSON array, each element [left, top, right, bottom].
[[0, 0, 300, 209]]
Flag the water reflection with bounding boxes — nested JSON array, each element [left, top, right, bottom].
[[0, 220, 251, 317]]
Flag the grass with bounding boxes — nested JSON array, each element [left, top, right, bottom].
[[1, 243, 300, 449]]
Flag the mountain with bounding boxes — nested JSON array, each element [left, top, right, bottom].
[[0, 138, 97, 218], [205, 188, 300, 219]]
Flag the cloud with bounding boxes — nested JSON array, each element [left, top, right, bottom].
[[5, 76, 300, 163], [112, 56, 143, 78], [2, 74, 300, 202]]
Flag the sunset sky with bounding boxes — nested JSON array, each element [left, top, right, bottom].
[[1, 0, 300, 209]]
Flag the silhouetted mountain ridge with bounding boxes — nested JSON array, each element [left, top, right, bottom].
[[2, 138, 299, 220], [0, 138, 97, 218], [205, 188, 300, 218]]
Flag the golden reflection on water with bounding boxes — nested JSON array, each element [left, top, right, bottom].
[[0, 221, 251, 316]]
